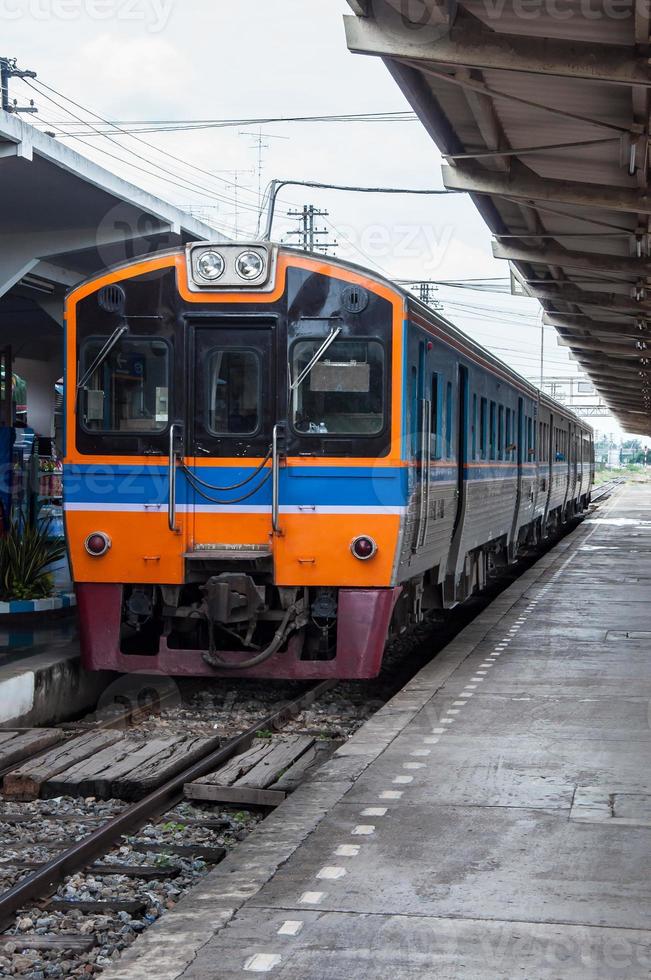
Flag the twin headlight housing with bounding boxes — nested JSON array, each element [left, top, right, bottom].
[[188, 243, 274, 291]]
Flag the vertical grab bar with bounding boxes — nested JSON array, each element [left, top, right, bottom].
[[168, 423, 180, 533], [416, 399, 428, 550], [272, 422, 282, 534], [422, 399, 432, 547]]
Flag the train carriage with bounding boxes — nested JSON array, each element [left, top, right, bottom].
[[63, 243, 593, 678]]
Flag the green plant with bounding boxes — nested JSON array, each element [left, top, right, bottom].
[[0, 519, 66, 602]]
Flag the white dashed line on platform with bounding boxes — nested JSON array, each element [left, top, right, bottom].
[[244, 953, 282, 972], [317, 866, 346, 880], [299, 891, 325, 904]]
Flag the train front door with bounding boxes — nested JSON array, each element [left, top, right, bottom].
[[184, 322, 276, 554]]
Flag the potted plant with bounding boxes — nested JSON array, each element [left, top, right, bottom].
[[0, 518, 66, 602]]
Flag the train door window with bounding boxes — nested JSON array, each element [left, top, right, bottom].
[[498, 405, 504, 460], [445, 381, 453, 457], [479, 397, 487, 460], [471, 393, 477, 460], [207, 349, 260, 435], [489, 401, 496, 460], [527, 417, 534, 460], [430, 374, 439, 458], [80, 337, 170, 434]]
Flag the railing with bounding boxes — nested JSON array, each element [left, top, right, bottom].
[[168, 423, 181, 533]]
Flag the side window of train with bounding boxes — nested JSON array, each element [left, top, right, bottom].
[[489, 401, 496, 460], [505, 407, 512, 460], [479, 397, 487, 460], [498, 405, 504, 460], [410, 366, 418, 456], [471, 394, 477, 460], [430, 374, 439, 459], [445, 382, 452, 458]]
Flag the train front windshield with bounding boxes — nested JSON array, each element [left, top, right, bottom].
[[290, 338, 385, 436]]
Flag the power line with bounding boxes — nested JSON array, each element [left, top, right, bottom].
[[23, 77, 266, 214], [30, 110, 418, 135], [262, 177, 460, 238]]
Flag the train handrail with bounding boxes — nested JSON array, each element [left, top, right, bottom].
[[168, 423, 181, 533], [272, 422, 284, 535]]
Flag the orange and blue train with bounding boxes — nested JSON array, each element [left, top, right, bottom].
[[64, 243, 594, 678]]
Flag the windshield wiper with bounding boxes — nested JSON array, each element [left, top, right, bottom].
[[76, 323, 129, 390], [290, 326, 342, 391]]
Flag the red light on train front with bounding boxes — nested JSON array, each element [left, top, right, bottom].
[[351, 535, 377, 560], [85, 532, 111, 557]]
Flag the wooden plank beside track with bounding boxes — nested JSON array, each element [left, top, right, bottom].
[[185, 735, 315, 806], [41, 734, 222, 801], [3, 731, 123, 801], [0, 729, 64, 771], [190, 739, 277, 788], [270, 739, 341, 794], [43, 737, 175, 800], [116, 734, 222, 801]]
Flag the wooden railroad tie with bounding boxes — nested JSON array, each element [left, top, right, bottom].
[[184, 735, 336, 806], [0, 729, 64, 774], [3, 732, 221, 802]]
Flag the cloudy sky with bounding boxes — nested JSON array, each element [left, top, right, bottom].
[[4, 0, 629, 437]]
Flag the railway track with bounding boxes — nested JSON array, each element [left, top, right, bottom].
[[591, 477, 626, 503], [0, 682, 334, 975]]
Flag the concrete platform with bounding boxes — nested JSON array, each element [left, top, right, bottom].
[[0, 620, 110, 727], [102, 484, 651, 980]]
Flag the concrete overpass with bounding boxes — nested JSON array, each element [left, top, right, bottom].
[[0, 109, 218, 435], [345, 0, 651, 434]]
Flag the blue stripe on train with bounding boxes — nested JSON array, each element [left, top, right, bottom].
[[63, 462, 570, 508]]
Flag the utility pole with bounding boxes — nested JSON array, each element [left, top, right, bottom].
[[285, 204, 338, 253], [0, 57, 38, 114], [413, 281, 442, 310]]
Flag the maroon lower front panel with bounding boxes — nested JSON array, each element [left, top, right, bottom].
[[76, 584, 402, 679]]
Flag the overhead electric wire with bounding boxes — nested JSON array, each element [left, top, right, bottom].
[[32, 110, 418, 136], [32, 108, 248, 220], [23, 77, 268, 214]]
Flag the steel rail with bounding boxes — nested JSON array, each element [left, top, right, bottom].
[[0, 679, 335, 931], [591, 478, 626, 502]]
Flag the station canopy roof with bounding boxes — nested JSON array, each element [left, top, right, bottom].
[[0, 109, 219, 360], [345, 0, 651, 434]]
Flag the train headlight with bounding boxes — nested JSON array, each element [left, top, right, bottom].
[[350, 535, 377, 560], [236, 249, 265, 280], [85, 532, 111, 557], [187, 243, 275, 291], [196, 250, 225, 281]]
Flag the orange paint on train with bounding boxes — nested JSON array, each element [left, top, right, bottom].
[[66, 510, 400, 588]]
